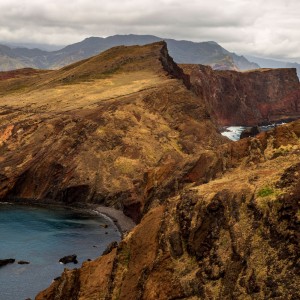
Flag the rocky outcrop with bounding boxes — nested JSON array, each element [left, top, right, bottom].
[[37, 120, 300, 300], [0, 42, 224, 222], [240, 126, 260, 139], [159, 42, 191, 89], [183, 64, 300, 126], [0, 258, 15, 267], [1, 42, 300, 299], [17, 260, 30, 264], [59, 255, 78, 264]]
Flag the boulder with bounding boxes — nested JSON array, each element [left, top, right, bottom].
[[18, 260, 30, 264], [59, 255, 78, 264], [53, 276, 61, 281], [0, 259, 15, 267], [240, 126, 261, 139]]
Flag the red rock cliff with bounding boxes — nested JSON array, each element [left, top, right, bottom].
[[36, 119, 300, 300], [0, 42, 224, 223], [183, 65, 300, 126]]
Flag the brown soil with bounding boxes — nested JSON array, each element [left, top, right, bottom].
[[0, 42, 299, 300]]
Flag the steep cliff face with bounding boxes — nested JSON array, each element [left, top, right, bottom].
[[0, 42, 224, 222], [2, 42, 300, 299], [37, 119, 300, 300], [183, 64, 300, 126]]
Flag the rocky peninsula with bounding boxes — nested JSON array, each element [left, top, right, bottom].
[[0, 42, 299, 299]]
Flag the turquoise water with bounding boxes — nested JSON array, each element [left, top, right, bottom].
[[0, 203, 120, 300]]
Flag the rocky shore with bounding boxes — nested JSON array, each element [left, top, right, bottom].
[[0, 42, 299, 299], [93, 206, 136, 236]]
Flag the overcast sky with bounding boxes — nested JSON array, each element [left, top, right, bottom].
[[0, 0, 299, 60]]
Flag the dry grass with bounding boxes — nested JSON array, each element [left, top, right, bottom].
[[0, 71, 167, 115]]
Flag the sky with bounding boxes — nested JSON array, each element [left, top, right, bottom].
[[0, 0, 300, 60]]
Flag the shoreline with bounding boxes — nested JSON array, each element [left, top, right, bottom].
[[92, 206, 136, 236], [0, 199, 136, 237]]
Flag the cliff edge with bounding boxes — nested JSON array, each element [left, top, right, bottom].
[[183, 64, 300, 126], [0, 42, 223, 223], [0, 42, 299, 300], [36, 117, 300, 300]]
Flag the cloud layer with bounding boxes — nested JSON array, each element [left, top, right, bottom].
[[0, 0, 300, 60]]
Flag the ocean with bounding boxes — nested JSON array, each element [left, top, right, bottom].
[[0, 203, 120, 300], [220, 124, 282, 141]]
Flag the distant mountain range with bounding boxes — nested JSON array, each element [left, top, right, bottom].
[[0, 34, 259, 71], [245, 55, 300, 77], [0, 34, 299, 77]]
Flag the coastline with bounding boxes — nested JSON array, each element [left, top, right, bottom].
[[0, 199, 124, 300], [92, 206, 136, 236], [0, 198, 136, 237]]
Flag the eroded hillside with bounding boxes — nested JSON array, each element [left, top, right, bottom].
[[0, 42, 224, 222], [0, 42, 299, 300], [37, 120, 300, 300]]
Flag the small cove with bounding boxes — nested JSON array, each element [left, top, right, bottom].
[[0, 203, 121, 300], [220, 123, 285, 141]]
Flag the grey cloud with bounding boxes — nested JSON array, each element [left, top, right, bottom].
[[0, 0, 299, 60]]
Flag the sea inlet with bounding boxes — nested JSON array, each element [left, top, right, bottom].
[[0, 203, 120, 300]]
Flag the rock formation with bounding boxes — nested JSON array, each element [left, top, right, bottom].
[[0, 42, 299, 299], [36, 119, 300, 300], [0, 41, 224, 222], [17, 260, 30, 264], [183, 64, 300, 126], [240, 126, 261, 139], [0, 259, 15, 267], [59, 255, 78, 265]]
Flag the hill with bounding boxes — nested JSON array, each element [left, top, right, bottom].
[[38, 119, 300, 300], [0, 34, 258, 71], [0, 42, 224, 221], [0, 42, 299, 299]]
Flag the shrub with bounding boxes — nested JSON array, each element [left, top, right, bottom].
[[257, 186, 274, 197]]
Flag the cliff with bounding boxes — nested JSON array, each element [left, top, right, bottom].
[[1, 42, 299, 300], [183, 65, 300, 126], [36, 117, 300, 300], [0, 42, 224, 222]]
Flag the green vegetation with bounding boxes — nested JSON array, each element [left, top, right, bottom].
[[119, 245, 131, 267], [257, 186, 274, 197]]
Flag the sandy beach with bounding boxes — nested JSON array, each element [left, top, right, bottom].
[[93, 206, 136, 236]]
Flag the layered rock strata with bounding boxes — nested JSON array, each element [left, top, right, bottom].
[[0, 42, 224, 223], [37, 119, 300, 300], [183, 64, 300, 126], [0, 42, 299, 299]]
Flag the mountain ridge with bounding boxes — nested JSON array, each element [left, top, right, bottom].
[[0, 34, 259, 71]]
